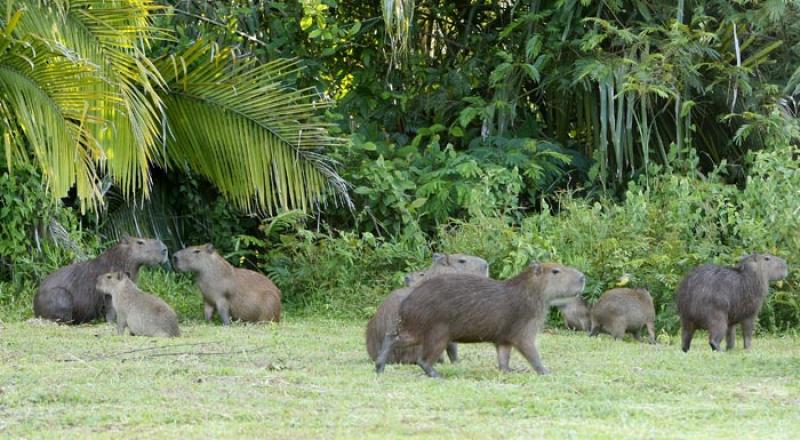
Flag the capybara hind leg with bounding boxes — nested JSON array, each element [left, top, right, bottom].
[[203, 302, 215, 321], [375, 333, 398, 374], [496, 344, 512, 372], [610, 322, 626, 341], [726, 325, 736, 351], [445, 343, 459, 363], [646, 322, 656, 344], [681, 321, 695, 352], [589, 324, 601, 337], [418, 329, 448, 378], [36, 288, 74, 323], [741, 318, 755, 350], [708, 321, 727, 352], [514, 338, 548, 375], [633, 328, 643, 342]]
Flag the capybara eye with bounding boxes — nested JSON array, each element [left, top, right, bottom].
[[137, 240, 144, 245], [765, 257, 771, 261], [193, 250, 200, 254], [458, 259, 466, 263], [552, 269, 561, 274]]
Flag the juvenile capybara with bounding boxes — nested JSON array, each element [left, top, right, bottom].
[[173, 244, 281, 324], [555, 297, 591, 331], [96, 272, 180, 337], [376, 262, 585, 378], [365, 253, 490, 364], [677, 253, 788, 352], [33, 235, 168, 324], [589, 288, 655, 343]]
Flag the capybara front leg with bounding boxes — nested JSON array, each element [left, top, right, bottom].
[[203, 301, 215, 322], [375, 333, 398, 374], [646, 322, 656, 344], [116, 319, 126, 336], [741, 318, 755, 350], [445, 343, 459, 363], [514, 338, 548, 375], [104, 295, 117, 323], [708, 320, 727, 352], [681, 321, 695, 353], [216, 300, 232, 326], [496, 344, 512, 372], [726, 325, 736, 351]]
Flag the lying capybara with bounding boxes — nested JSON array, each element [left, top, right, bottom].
[[376, 262, 585, 378], [173, 244, 280, 324], [365, 253, 490, 364], [33, 235, 168, 324], [96, 272, 180, 337], [553, 297, 591, 331], [677, 253, 788, 352], [589, 288, 655, 343]]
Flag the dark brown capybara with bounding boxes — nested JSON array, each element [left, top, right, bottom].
[[96, 272, 180, 337], [589, 288, 655, 343], [33, 235, 168, 324], [365, 253, 490, 364], [677, 253, 788, 352], [552, 297, 591, 331], [173, 244, 281, 324], [376, 262, 585, 378]]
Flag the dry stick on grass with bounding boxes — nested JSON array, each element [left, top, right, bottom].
[[56, 342, 270, 362]]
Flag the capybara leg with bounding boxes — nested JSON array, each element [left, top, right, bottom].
[[418, 328, 448, 378], [104, 295, 116, 323], [203, 302, 215, 321], [496, 344, 512, 372], [216, 300, 232, 326], [36, 288, 74, 323], [633, 328, 643, 342], [589, 325, 601, 337], [741, 318, 755, 350], [416, 359, 441, 378], [514, 338, 548, 375], [646, 322, 656, 344], [116, 320, 126, 336], [681, 321, 695, 352], [708, 321, 727, 352], [726, 325, 736, 351], [610, 322, 625, 341], [375, 333, 398, 374], [445, 343, 459, 363]]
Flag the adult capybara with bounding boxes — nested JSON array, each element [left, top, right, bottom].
[[554, 297, 591, 331], [376, 262, 585, 378], [365, 253, 490, 364], [96, 272, 180, 337], [33, 235, 168, 324], [677, 253, 788, 352], [173, 244, 281, 324], [589, 288, 655, 343]]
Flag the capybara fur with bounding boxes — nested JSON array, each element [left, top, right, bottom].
[[589, 288, 655, 343], [96, 272, 180, 337], [556, 297, 591, 331], [677, 253, 788, 352], [376, 262, 585, 378], [33, 235, 168, 324], [365, 253, 490, 365], [173, 244, 281, 324]]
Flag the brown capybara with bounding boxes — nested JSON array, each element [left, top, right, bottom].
[[364, 253, 490, 365], [589, 288, 655, 343], [677, 253, 788, 352], [554, 297, 591, 331], [33, 235, 168, 324], [96, 272, 180, 337], [173, 244, 280, 324], [376, 262, 585, 378]]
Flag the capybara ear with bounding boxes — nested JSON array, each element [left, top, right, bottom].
[[116, 272, 124, 280], [433, 253, 449, 265], [530, 262, 543, 275], [120, 234, 131, 244], [124, 271, 132, 279], [204, 243, 215, 253]]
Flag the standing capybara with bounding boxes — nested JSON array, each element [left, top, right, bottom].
[[376, 262, 585, 378], [677, 253, 788, 352], [173, 244, 280, 324], [96, 272, 180, 337], [365, 253, 490, 364], [554, 297, 591, 331], [589, 288, 655, 343], [33, 235, 168, 324]]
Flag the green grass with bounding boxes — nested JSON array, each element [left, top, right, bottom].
[[0, 318, 798, 439]]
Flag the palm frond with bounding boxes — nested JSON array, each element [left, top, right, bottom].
[[154, 42, 350, 215]]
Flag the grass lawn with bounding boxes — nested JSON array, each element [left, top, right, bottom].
[[1, 317, 798, 439]]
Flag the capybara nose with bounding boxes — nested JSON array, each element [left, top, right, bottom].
[[161, 248, 168, 256], [404, 274, 412, 286], [172, 255, 178, 264]]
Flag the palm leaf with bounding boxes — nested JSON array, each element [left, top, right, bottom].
[[155, 42, 350, 214]]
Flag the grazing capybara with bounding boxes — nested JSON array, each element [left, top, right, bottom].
[[589, 288, 655, 343], [677, 253, 788, 352], [173, 244, 281, 324], [96, 272, 180, 337], [33, 235, 168, 324], [376, 262, 585, 378], [365, 253, 490, 364], [554, 297, 591, 331]]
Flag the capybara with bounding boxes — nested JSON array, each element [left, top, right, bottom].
[[376, 262, 585, 378], [365, 253, 490, 364], [589, 288, 655, 343], [33, 235, 168, 324], [554, 297, 591, 331], [677, 253, 788, 352], [173, 244, 281, 324], [96, 272, 180, 337]]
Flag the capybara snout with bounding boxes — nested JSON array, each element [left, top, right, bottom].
[[540, 264, 585, 301]]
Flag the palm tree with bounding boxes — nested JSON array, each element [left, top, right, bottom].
[[0, 0, 347, 215]]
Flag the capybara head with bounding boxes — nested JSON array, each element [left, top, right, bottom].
[[738, 253, 789, 281], [96, 271, 132, 298], [403, 270, 428, 287], [119, 235, 169, 265], [172, 244, 218, 273], [432, 253, 489, 277], [525, 262, 585, 301]]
